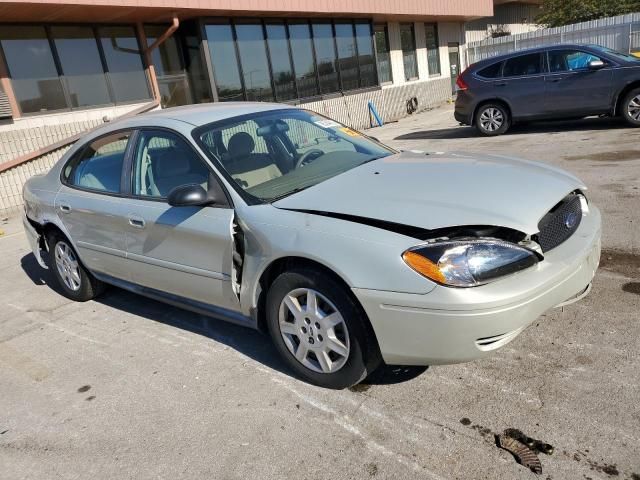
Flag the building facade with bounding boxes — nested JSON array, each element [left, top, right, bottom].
[[464, 0, 543, 43], [1, 0, 533, 214]]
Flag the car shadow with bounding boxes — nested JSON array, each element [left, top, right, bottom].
[[20, 252, 429, 387], [394, 116, 630, 141]]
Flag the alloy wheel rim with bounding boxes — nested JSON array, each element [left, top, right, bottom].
[[54, 241, 81, 291], [479, 107, 504, 132], [628, 95, 640, 121], [278, 288, 350, 374]]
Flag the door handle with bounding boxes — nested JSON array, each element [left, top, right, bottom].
[[495, 82, 507, 87], [128, 216, 145, 229], [59, 204, 71, 213], [548, 77, 563, 83]]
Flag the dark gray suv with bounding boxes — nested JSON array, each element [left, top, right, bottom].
[[455, 44, 640, 135]]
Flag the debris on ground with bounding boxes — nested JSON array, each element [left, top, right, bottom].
[[497, 431, 545, 475], [503, 428, 554, 456]]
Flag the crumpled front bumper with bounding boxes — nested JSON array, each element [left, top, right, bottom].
[[353, 206, 602, 366]]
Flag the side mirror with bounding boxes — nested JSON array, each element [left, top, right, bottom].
[[167, 184, 212, 207], [588, 59, 605, 70]]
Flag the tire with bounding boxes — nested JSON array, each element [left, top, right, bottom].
[[475, 103, 511, 136], [47, 232, 104, 302], [621, 87, 640, 127], [266, 268, 381, 389]]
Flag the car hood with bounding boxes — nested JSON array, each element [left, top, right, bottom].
[[273, 151, 585, 235]]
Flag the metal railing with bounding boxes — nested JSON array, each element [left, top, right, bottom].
[[467, 13, 640, 64]]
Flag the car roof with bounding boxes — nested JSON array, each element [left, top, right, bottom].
[[133, 101, 294, 127], [471, 43, 599, 68]]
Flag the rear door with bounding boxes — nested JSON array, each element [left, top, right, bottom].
[[123, 128, 240, 312], [55, 131, 133, 280], [495, 52, 547, 119], [544, 49, 614, 115]]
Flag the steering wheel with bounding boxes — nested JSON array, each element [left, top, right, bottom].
[[295, 149, 324, 169]]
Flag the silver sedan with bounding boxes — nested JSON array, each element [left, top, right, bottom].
[[23, 103, 601, 389]]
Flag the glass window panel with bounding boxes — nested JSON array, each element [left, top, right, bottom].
[[71, 132, 130, 193], [157, 78, 191, 108], [98, 26, 151, 103], [400, 24, 418, 81], [312, 23, 339, 94], [288, 22, 318, 98], [183, 30, 213, 104], [548, 50, 602, 72], [355, 22, 376, 88], [51, 26, 111, 108], [335, 23, 358, 91], [235, 23, 274, 102], [0, 26, 67, 113], [145, 25, 184, 76], [205, 24, 244, 101], [424, 23, 441, 76], [133, 130, 210, 198], [265, 23, 296, 101], [374, 25, 392, 84], [503, 53, 542, 77], [477, 62, 503, 78]]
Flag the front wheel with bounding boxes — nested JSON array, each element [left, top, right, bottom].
[[621, 88, 640, 127], [475, 103, 511, 136], [266, 269, 381, 389]]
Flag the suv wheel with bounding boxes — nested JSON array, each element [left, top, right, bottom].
[[622, 87, 640, 127], [48, 233, 104, 301], [475, 103, 511, 136], [266, 268, 381, 389]]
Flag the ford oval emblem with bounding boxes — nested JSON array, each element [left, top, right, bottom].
[[564, 212, 578, 229]]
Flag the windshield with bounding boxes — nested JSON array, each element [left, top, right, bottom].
[[590, 45, 640, 63], [195, 109, 394, 202]]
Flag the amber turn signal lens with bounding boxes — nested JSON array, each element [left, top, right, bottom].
[[402, 251, 446, 284]]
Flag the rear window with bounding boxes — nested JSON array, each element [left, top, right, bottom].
[[476, 62, 502, 78], [503, 53, 542, 77]]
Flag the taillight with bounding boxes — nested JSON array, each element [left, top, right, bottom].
[[456, 69, 470, 91]]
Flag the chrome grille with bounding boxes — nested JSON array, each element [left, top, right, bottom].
[[536, 194, 583, 253]]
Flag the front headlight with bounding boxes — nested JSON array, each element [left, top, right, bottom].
[[402, 239, 539, 287]]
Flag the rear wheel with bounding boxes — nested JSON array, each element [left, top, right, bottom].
[[475, 103, 511, 136], [48, 233, 104, 301], [621, 87, 640, 127], [266, 268, 381, 389]]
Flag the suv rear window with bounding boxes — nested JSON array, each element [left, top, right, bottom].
[[503, 53, 542, 77], [476, 62, 502, 78]]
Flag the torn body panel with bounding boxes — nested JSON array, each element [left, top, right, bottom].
[[230, 214, 245, 300], [23, 215, 48, 269]]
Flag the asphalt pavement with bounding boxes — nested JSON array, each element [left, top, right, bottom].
[[1, 106, 639, 480]]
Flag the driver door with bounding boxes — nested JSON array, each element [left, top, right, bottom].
[[544, 49, 614, 115], [124, 128, 240, 312]]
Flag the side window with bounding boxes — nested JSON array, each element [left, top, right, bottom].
[[477, 62, 503, 79], [503, 53, 542, 77], [132, 130, 210, 198], [548, 50, 602, 72], [67, 132, 130, 193]]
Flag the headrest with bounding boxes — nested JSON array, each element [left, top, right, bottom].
[[228, 132, 255, 158], [153, 147, 191, 178]]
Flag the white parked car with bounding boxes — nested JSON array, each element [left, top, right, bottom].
[[23, 103, 601, 388]]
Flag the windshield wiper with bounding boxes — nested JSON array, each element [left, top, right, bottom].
[[269, 185, 312, 202]]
